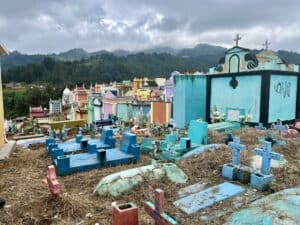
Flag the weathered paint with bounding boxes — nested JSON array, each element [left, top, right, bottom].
[[174, 75, 206, 128], [268, 75, 298, 123], [174, 182, 245, 215], [210, 76, 261, 123]]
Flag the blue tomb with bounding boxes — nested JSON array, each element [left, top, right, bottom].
[[46, 128, 116, 157], [174, 182, 245, 215], [160, 120, 208, 160], [52, 132, 140, 175], [173, 45, 300, 128]]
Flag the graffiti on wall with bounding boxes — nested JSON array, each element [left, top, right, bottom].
[[274, 81, 291, 98]]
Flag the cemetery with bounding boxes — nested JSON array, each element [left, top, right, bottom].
[[1, 40, 300, 225], [1, 124, 300, 224]]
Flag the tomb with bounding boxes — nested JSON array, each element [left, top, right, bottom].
[[52, 132, 140, 175], [227, 188, 300, 225], [174, 182, 245, 215], [160, 120, 208, 160], [173, 42, 300, 128], [222, 137, 251, 183], [94, 161, 187, 197], [208, 108, 242, 132], [46, 128, 115, 157]]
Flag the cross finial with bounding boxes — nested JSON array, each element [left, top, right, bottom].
[[233, 34, 241, 46], [262, 39, 271, 50]]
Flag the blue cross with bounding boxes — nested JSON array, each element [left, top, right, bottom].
[[229, 137, 246, 165], [271, 120, 286, 137], [252, 141, 282, 175]]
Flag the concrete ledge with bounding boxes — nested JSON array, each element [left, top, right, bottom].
[[0, 141, 16, 160]]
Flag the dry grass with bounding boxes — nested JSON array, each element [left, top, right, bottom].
[[0, 128, 299, 225]]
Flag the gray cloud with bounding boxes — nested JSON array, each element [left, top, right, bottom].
[[1, 0, 300, 53]]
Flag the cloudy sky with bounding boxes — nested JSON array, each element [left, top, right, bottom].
[[1, 0, 300, 54]]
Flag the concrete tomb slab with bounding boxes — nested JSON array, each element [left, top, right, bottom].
[[174, 182, 245, 215]]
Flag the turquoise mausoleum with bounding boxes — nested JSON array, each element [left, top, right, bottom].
[[174, 44, 300, 128]]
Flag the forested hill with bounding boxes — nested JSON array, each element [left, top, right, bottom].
[[2, 52, 218, 85], [2, 44, 300, 85]]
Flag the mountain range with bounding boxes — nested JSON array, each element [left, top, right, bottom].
[[3, 43, 300, 70]]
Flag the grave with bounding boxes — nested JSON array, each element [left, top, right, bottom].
[[222, 137, 251, 183], [174, 182, 245, 215], [208, 108, 242, 132], [46, 128, 115, 157], [259, 131, 285, 146], [173, 44, 300, 127], [140, 137, 154, 153], [160, 120, 208, 160], [53, 132, 140, 175], [144, 189, 177, 225], [94, 161, 187, 197], [227, 188, 300, 225], [251, 141, 283, 191]]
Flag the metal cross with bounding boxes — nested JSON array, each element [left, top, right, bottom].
[[262, 39, 271, 50], [234, 34, 242, 46]]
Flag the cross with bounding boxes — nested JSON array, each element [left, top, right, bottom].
[[262, 39, 271, 50], [233, 34, 241, 46], [229, 137, 246, 165], [271, 120, 286, 138], [47, 165, 61, 197], [252, 141, 282, 175], [144, 189, 177, 225], [224, 133, 234, 145]]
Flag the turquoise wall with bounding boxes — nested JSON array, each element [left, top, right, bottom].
[[117, 103, 132, 121], [268, 75, 297, 123], [210, 76, 261, 123], [174, 76, 207, 128]]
